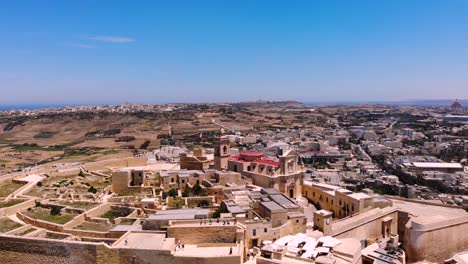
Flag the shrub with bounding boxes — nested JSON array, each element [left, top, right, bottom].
[[168, 188, 178, 198], [182, 188, 190, 197], [212, 207, 228, 218], [115, 136, 136, 142], [197, 200, 210, 207], [88, 186, 97, 194], [103, 128, 121, 136], [140, 140, 151, 149], [50, 207, 61, 216]]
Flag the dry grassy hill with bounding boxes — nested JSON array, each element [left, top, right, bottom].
[[0, 101, 322, 172]]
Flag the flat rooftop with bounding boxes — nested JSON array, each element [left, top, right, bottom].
[[261, 201, 287, 212], [174, 244, 241, 257], [148, 208, 210, 220], [348, 192, 372, 200], [391, 199, 467, 219], [111, 225, 143, 232], [113, 232, 174, 250], [411, 162, 463, 169], [269, 194, 299, 209]]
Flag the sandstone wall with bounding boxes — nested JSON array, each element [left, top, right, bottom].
[[404, 214, 468, 263], [0, 199, 35, 217], [0, 235, 241, 264], [0, 235, 112, 264], [117, 248, 240, 264], [167, 225, 237, 244], [331, 208, 398, 243]]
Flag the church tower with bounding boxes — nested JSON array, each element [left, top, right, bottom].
[[214, 136, 230, 170]]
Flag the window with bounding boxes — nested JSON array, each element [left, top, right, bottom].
[[253, 229, 256, 236], [171, 178, 174, 183], [247, 166, 251, 171], [313, 192, 315, 197], [181, 180, 185, 183], [223, 146, 227, 154], [264, 228, 267, 233], [296, 219, 299, 223], [339, 200, 342, 206], [331, 200, 334, 205], [352, 205, 354, 212]]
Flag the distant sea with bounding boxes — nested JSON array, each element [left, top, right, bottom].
[[304, 99, 468, 107], [0, 104, 69, 110], [1, 99, 467, 111]]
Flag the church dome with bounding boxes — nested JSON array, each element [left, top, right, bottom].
[[451, 100, 462, 109]]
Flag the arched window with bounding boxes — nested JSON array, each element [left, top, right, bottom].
[[223, 145, 227, 154], [247, 166, 251, 171]]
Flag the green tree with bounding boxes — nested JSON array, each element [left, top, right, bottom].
[[50, 207, 61, 216], [88, 186, 97, 194], [192, 183, 203, 196], [182, 188, 190, 197], [168, 188, 178, 198], [212, 207, 228, 218]]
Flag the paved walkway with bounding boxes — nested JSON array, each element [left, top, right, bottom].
[[174, 244, 241, 257], [7, 214, 26, 225]]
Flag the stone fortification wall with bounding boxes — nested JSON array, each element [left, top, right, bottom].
[[167, 224, 238, 244], [331, 207, 398, 242], [0, 234, 241, 264], [404, 214, 468, 263], [0, 235, 117, 264]]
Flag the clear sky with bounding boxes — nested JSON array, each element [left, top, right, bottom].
[[1, 1, 468, 105]]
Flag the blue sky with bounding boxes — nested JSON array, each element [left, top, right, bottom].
[[1, 1, 468, 104]]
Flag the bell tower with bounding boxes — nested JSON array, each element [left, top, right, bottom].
[[214, 136, 230, 170]]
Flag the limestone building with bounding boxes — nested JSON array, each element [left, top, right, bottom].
[[228, 150, 304, 199], [179, 148, 213, 170], [111, 169, 145, 193], [302, 181, 389, 218]]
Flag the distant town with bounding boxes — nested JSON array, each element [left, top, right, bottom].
[[0, 100, 467, 264]]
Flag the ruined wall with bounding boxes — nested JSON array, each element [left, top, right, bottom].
[[404, 215, 468, 263], [0, 199, 35, 217]]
